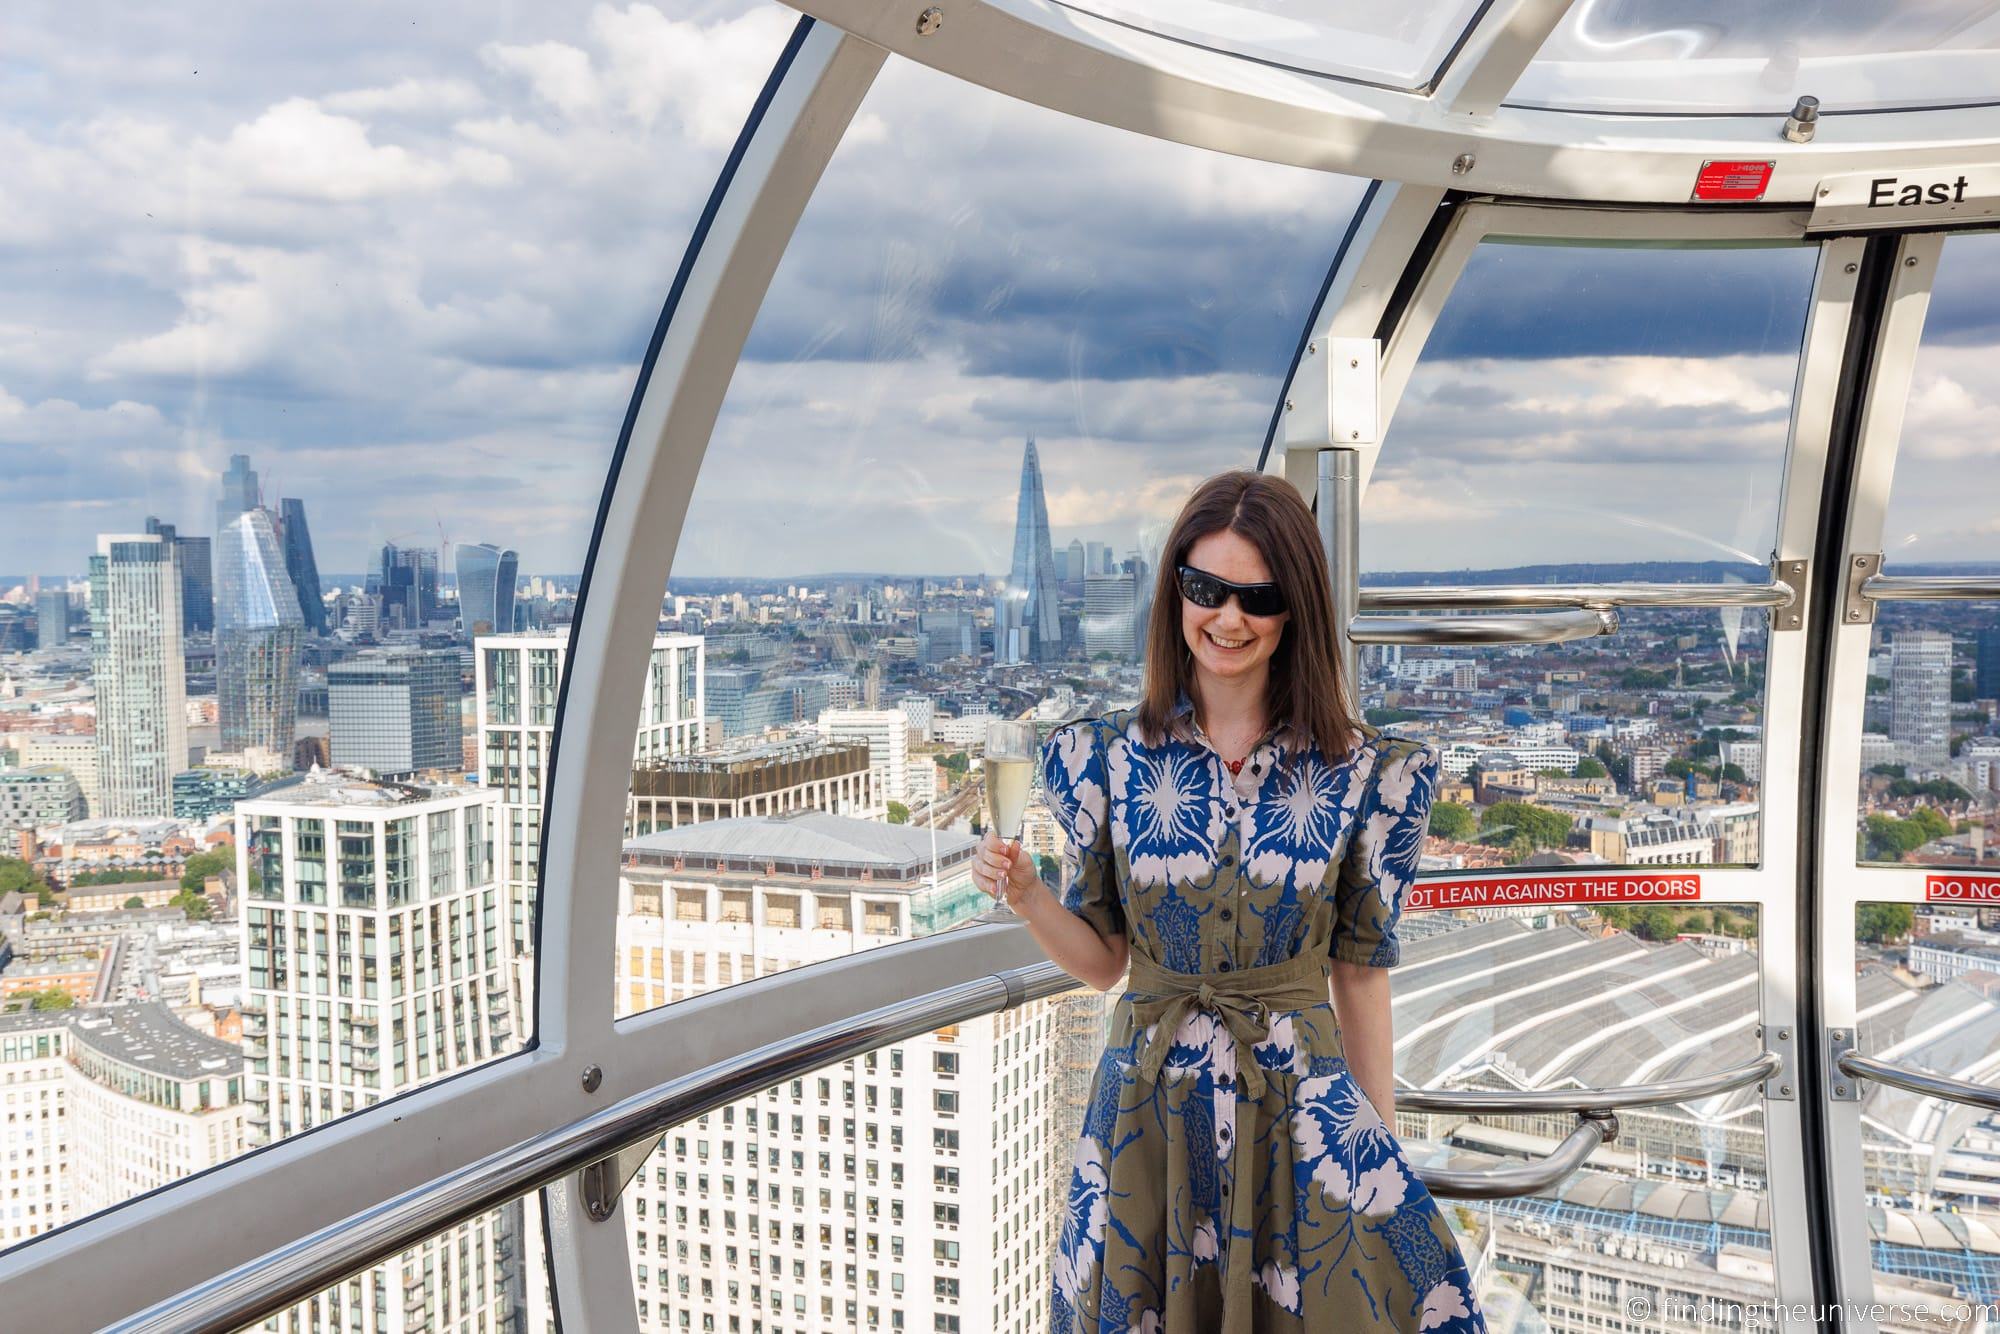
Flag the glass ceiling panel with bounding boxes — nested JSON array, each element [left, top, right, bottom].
[[1515, 0, 2000, 114], [1049, 0, 1490, 91]]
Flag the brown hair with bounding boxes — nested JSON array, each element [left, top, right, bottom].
[[1137, 470, 1361, 767]]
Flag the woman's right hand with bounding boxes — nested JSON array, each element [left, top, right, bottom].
[[972, 829, 1049, 912]]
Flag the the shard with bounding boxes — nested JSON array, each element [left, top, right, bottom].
[[1000, 438, 1063, 663]]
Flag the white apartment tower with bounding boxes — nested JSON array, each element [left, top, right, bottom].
[[0, 1013, 70, 1245], [613, 812, 1058, 1334], [236, 772, 516, 1332], [475, 632, 706, 1038], [89, 533, 188, 818], [815, 708, 908, 806]]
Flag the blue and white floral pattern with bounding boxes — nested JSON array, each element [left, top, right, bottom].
[[1041, 703, 1481, 1332]]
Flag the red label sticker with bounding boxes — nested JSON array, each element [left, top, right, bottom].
[[1408, 873, 1702, 912], [1926, 874, 2000, 902], [1692, 160, 1774, 202]]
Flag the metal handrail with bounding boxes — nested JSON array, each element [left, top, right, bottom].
[[1836, 1049, 2000, 1113], [1350, 607, 1616, 646], [1359, 581, 1795, 611], [108, 955, 1772, 1333], [1860, 574, 2000, 603], [1422, 1114, 1616, 1200], [1398, 1050, 1781, 1115]]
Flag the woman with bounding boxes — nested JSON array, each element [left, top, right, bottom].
[[972, 470, 1486, 1333]]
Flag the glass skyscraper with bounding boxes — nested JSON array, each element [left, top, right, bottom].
[[456, 543, 519, 638], [89, 533, 188, 817], [378, 544, 440, 631], [1001, 438, 1062, 664], [277, 499, 329, 635], [216, 508, 304, 758], [146, 516, 214, 634]]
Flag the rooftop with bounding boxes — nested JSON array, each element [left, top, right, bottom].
[[626, 809, 974, 871], [70, 1002, 241, 1081], [242, 768, 482, 810]]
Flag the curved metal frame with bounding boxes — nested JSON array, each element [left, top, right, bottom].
[[780, 0, 2000, 204]]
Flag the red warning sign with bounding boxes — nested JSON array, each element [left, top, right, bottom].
[[1408, 873, 1702, 912], [1926, 874, 2000, 903], [1692, 160, 1774, 202]]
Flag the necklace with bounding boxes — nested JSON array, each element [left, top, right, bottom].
[[1225, 756, 1247, 777]]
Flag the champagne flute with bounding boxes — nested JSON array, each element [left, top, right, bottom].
[[984, 720, 1038, 912]]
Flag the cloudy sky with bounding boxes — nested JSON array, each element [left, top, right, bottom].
[[5, 1, 1998, 583]]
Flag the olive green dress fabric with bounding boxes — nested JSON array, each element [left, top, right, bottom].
[[1042, 697, 1487, 1333]]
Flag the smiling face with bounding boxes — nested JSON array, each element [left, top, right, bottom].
[[1180, 527, 1289, 694]]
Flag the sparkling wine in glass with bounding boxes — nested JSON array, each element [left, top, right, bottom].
[[985, 720, 1038, 911]]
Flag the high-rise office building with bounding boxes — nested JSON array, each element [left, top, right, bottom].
[[456, 544, 519, 638], [90, 533, 188, 818], [1000, 438, 1063, 664], [1086, 539, 1110, 578], [1083, 570, 1141, 661], [1067, 537, 1087, 583], [215, 508, 303, 756], [145, 516, 214, 635], [329, 648, 464, 777], [237, 773, 513, 1332], [815, 708, 908, 806], [1889, 631, 1954, 767], [16, 734, 100, 816], [277, 499, 329, 635], [35, 586, 69, 648], [1978, 626, 2000, 702], [377, 544, 441, 631], [613, 813, 1056, 1334], [475, 632, 705, 1033]]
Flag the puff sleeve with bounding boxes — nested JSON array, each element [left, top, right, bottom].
[[1332, 738, 1442, 968], [1039, 720, 1126, 944]]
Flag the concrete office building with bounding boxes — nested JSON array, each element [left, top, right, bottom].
[[329, 649, 464, 777], [0, 1012, 71, 1246], [628, 734, 877, 834], [236, 772, 516, 1333], [90, 533, 189, 819], [815, 709, 908, 805], [613, 812, 1057, 1334], [67, 1004, 249, 1218], [0, 768, 86, 836], [13, 734, 99, 817]]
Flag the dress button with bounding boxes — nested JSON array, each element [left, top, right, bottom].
[[1217, 960, 1232, 972], [1220, 909, 1232, 922], [1220, 854, 1234, 867]]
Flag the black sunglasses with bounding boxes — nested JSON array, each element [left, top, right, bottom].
[[1176, 564, 1287, 617]]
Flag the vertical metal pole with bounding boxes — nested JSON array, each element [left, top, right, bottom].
[[1319, 448, 1362, 712]]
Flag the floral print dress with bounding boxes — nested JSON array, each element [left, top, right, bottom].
[[1041, 696, 1486, 1333]]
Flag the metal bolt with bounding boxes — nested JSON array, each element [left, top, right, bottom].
[[1788, 562, 1803, 572], [582, 1064, 603, 1093], [1350, 430, 1360, 440], [1284, 399, 1294, 412], [1835, 1084, 1848, 1097], [915, 6, 943, 35], [1848, 609, 1863, 621], [1833, 1029, 1846, 1040], [1777, 1028, 1790, 1040], [1821, 187, 1833, 197], [1349, 358, 1359, 368], [1906, 255, 1920, 267], [1780, 1084, 1792, 1096], [1307, 341, 1316, 354], [1844, 262, 1858, 274], [1451, 153, 1475, 176], [1854, 556, 1867, 567]]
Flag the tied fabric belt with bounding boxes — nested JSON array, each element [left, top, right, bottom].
[[1125, 949, 1334, 1334]]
